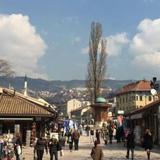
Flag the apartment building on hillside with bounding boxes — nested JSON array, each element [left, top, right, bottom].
[[116, 80, 154, 113]]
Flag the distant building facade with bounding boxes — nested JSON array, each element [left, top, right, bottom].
[[116, 80, 154, 113], [67, 99, 82, 117]]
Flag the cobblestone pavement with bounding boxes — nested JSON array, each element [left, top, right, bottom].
[[22, 135, 160, 160]]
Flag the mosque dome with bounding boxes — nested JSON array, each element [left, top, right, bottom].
[[96, 97, 106, 103]]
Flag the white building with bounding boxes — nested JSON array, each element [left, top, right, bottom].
[[67, 99, 82, 117]]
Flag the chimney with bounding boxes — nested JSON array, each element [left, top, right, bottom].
[[24, 74, 28, 96]]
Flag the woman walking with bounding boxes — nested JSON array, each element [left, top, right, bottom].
[[143, 129, 153, 160]]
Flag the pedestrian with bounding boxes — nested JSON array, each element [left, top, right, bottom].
[[72, 129, 80, 150], [142, 129, 153, 160], [86, 125, 90, 136], [68, 131, 73, 152], [14, 133, 22, 160], [35, 135, 48, 160], [48, 138, 59, 160], [90, 140, 103, 160], [90, 129, 94, 143], [108, 125, 113, 144], [96, 130, 100, 144], [126, 130, 135, 160]]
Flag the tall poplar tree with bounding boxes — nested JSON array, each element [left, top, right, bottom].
[[86, 22, 107, 104]]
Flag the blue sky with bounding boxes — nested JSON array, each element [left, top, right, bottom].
[[0, 0, 160, 80]]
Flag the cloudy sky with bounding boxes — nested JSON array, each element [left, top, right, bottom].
[[0, 0, 160, 80]]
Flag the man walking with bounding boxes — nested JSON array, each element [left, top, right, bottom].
[[72, 129, 80, 150], [126, 130, 135, 160]]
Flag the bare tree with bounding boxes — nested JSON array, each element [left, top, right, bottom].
[[0, 59, 15, 77], [86, 22, 107, 104]]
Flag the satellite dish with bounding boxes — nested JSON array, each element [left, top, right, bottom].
[[151, 89, 157, 96]]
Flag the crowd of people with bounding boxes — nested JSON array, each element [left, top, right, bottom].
[[0, 133, 22, 160], [34, 127, 81, 160], [0, 120, 154, 160], [87, 125, 153, 160]]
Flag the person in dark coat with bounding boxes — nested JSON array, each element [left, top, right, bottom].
[[126, 130, 135, 160], [90, 140, 103, 160], [108, 125, 113, 144], [143, 129, 153, 160], [14, 134, 22, 160], [35, 136, 48, 160], [48, 138, 60, 160], [95, 130, 100, 144], [72, 129, 80, 150], [68, 131, 73, 152]]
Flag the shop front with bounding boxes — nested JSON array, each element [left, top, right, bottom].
[[0, 88, 56, 145], [126, 99, 160, 145]]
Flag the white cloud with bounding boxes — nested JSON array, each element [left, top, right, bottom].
[[107, 32, 129, 56], [130, 18, 160, 69], [0, 14, 47, 79], [81, 33, 129, 56]]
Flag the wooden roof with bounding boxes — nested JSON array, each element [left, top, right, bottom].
[[0, 88, 56, 117]]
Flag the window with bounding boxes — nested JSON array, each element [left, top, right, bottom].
[[148, 96, 152, 101], [136, 96, 138, 101], [140, 96, 143, 101]]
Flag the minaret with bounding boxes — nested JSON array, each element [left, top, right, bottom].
[[24, 74, 28, 96]]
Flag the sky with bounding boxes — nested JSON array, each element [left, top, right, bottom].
[[0, 0, 160, 80]]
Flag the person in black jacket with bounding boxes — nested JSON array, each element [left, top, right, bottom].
[[143, 129, 153, 160], [95, 130, 100, 144], [35, 136, 48, 160], [48, 138, 60, 160], [126, 130, 135, 160], [14, 133, 22, 160]]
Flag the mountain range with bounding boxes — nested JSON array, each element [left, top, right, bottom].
[[0, 76, 135, 92]]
